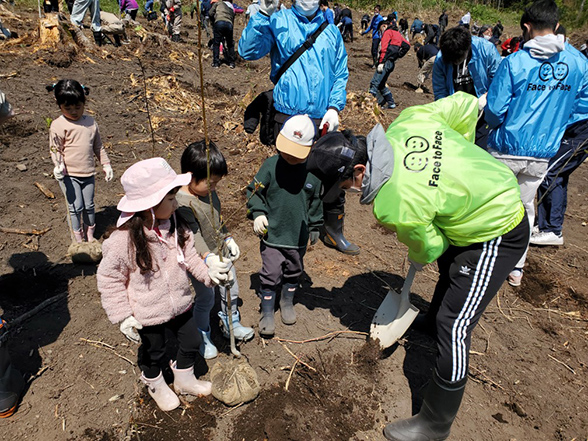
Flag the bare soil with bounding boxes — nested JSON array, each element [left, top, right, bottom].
[[0, 5, 587, 441]]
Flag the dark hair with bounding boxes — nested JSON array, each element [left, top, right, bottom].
[[520, 0, 559, 32], [439, 26, 472, 65], [478, 24, 492, 37], [181, 140, 228, 182], [339, 130, 368, 181], [375, 4, 381, 10], [554, 23, 566, 37], [46, 79, 89, 106], [108, 190, 188, 274], [319, 0, 328, 6]]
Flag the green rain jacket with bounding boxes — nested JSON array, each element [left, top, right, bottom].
[[362, 92, 525, 264]]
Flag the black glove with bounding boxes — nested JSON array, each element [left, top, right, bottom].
[[309, 230, 320, 245]]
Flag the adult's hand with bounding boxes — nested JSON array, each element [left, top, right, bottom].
[[319, 108, 339, 133]]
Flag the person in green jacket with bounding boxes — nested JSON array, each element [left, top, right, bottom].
[[307, 92, 529, 441], [246, 115, 323, 338]]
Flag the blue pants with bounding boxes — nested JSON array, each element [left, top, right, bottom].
[[212, 20, 235, 64], [144, 0, 153, 11], [70, 0, 101, 32], [370, 37, 380, 66], [369, 59, 396, 107], [536, 119, 588, 235], [192, 266, 240, 331], [58, 175, 95, 232]]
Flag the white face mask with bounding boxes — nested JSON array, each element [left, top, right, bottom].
[[483, 34, 492, 41], [294, 0, 319, 16]]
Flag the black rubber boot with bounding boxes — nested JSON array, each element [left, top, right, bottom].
[[93, 31, 104, 46], [320, 210, 360, 255], [279, 283, 297, 325], [259, 289, 276, 338], [383, 370, 467, 441], [411, 312, 437, 339], [0, 346, 24, 418]]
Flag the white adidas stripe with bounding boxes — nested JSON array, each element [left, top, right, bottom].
[[450, 236, 502, 382]]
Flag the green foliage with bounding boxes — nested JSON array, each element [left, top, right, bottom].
[[45, 117, 53, 129]]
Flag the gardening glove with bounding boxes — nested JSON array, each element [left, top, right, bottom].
[[205, 253, 233, 285], [309, 230, 319, 245], [377, 63, 384, 73], [319, 108, 339, 133], [224, 236, 240, 262], [478, 92, 487, 113], [53, 163, 65, 180], [408, 258, 424, 272], [120, 316, 143, 343], [103, 164, 114, 182], [259, 0, 279, 16], [253, 215, 268, 236]]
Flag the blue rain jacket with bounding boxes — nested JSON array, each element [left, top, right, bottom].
[[565, 42, 588, 127], [362, 13, 383, 40], [432, 36, 501, 100], [238, 7, 348, 119], [486, 43, 588, 158]]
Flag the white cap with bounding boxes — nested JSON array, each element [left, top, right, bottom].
[[275, 114, 316, 159]]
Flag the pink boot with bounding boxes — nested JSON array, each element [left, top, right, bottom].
[[171, 361, 212, 396], [87, 224, 96, 242], [140, 372, 180, 411], [73, 229, 83, 243]]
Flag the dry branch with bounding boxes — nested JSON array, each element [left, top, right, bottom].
[[34, 182, 56, 199], [274, 330, 368, 344], [0, 226, 51, 236], [278, 342, 317, 372], [80, 337, 136, 366]]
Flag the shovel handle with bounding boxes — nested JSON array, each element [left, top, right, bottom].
[[399, 264, 417, 309]]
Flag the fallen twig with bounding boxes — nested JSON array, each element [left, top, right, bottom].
[[547, 354, 576, 374], [80, 338, 136, 366], [533, 308, 586, 321], [0, 226, 51, 236], [278, 342, 316, 372], [273, 330, 368, 344], [34, 182, 56, 199], [284, 359, 298, 392], [469, 366, 504, 390]]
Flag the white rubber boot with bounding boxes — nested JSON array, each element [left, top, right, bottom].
[[140, 372, 180, 411], [218, 310, 254, 341], [171, 361, 212, 396], [198, 327, 218, 359]]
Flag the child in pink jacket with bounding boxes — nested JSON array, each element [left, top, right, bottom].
[[97, 158, 233, 411]]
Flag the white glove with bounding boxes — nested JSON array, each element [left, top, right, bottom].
[[53, 163, 65, 180], [319, 108, 339, 133], [377, 63, 384, 73], [253, 215, 269, 236], [224, 236, 240, 261], [478, 92, 488, 112], [408, 258, 424, 272], [103, 164, 114, 182], [205, 253, 234, 285], [259, 0, 279, 16], [119, 316, 143, 343]]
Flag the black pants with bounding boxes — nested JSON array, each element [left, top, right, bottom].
[[371, 38, 381, 66], [273, 111, 346, 212], [429, 214, 529, 383], [138, 308, 201, 378], [259, 242, 306, 291], [212, 20, 235, 64]]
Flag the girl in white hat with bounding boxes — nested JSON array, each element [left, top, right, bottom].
[[97, 157, 233, 411]]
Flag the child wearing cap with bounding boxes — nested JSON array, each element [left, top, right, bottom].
[[97, 158, 233, 412], [246, 115, 323, 337]]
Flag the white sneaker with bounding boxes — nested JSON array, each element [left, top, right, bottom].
[[508, 269, 523, 287], [530, 231, 564, 246]]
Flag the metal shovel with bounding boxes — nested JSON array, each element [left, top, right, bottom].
[[370, 263, 419, 349]]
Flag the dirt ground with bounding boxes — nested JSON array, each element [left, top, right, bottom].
[[0, 4, 587, 441]]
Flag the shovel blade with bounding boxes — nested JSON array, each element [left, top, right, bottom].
[[370, 289, 419, 349]]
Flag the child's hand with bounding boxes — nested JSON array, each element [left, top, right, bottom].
[[224, 236, 240, 261], [253, 215, 268, 236], [53, 163, 65, 180], [205, 253, 233, 285], [103, 164, 114, 182], [120, 316, 143, 343]]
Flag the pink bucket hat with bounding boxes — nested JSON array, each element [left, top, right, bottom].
[[116, 157, 191, 227]]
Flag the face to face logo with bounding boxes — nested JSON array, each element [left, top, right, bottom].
[[403, 136, 430, 172], [554, 62, 569, 80], [539, 62, 553, 82]]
